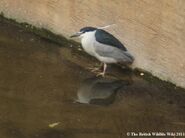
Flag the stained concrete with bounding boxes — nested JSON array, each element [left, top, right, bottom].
[[0, 0, 185, 88], [0, 13, 185, 138]]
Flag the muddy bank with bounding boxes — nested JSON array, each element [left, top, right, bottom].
[[0, 16, 185, 138]]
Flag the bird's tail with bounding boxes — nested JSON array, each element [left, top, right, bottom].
[[124, 51, 134, 64]]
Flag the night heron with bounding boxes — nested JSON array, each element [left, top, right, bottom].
[[70, 26, 134, 76]]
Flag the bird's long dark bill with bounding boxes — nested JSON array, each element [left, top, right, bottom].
[[70, 32, 82, 38]]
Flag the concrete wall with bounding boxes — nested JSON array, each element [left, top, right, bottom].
[[0, 0, 185, 88]]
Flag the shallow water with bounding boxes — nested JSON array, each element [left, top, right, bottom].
[[0, 18, 185, 138]]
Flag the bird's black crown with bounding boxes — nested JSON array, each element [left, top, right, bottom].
[[80, 27, 97, 33]]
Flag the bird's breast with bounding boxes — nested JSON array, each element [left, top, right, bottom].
[[81, 32, 96, 56]]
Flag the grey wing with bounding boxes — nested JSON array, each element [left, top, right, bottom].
[[94, 41, 134, 64], [95, 29, 127, 51]]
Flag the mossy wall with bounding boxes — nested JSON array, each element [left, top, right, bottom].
[[0, 0, 185, 88]]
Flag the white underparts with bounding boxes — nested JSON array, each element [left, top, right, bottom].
[[81, 31, 96, 57]]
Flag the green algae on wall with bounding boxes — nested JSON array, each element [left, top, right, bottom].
[[0, 11, 77, 48]]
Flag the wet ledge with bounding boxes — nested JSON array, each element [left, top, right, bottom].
[[0, 12, 76, 48], [0, 12, 95, 61]]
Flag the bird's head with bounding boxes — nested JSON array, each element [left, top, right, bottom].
[[70, 27, 97, 38]]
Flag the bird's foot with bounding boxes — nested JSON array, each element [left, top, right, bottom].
[[96, 72, 105, 77], [88, 66, 102, 73]]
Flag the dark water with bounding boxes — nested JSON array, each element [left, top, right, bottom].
[[0, 19, 185, 138]]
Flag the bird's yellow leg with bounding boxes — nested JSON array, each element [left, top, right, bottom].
[[96, 63, 107, 77]]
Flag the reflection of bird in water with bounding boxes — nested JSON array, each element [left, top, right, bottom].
[[76, 77, 130, 105]]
